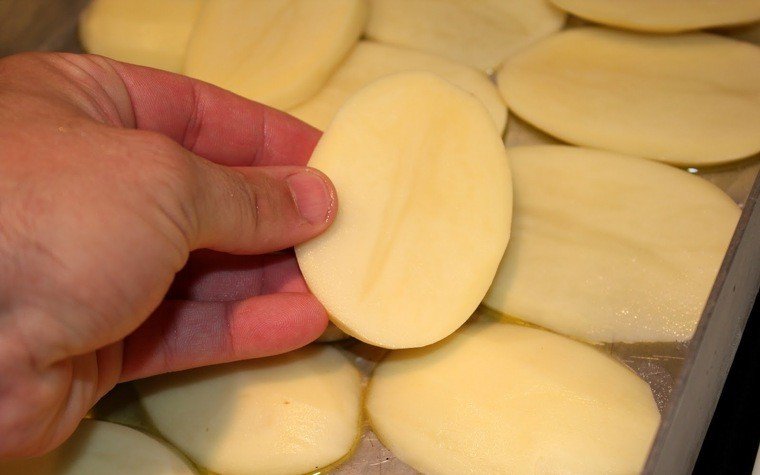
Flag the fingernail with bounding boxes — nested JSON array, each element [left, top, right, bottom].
[[287, 170, 333, 225]]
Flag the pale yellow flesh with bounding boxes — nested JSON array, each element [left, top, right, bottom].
[[136, 346, 362, 475], [183, 0, 367, 109], [289, 41, 506, 132], [295, 72, 512, 349], [0, 420, 194, 475], [366, 0, 565, 72], [367, 320, 660, 474], [484, 145, 740, 343], [498, 28, 760, 166], [550, 0, 760, 32], [79, 0, 202, 72]]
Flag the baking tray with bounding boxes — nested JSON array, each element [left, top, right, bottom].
[[1, 2, 758, 473]]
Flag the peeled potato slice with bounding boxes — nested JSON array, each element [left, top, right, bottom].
[[290, 41, 506, 132], [0, 420, 194, 475], [484, 145, 740, 343], [183, 0, 367, 109], [367, 320, 660, 474], [137, 346, 362, 475], [79, 0, 202, 72], [498, 28, 760, 166], [366, 0, 565, 72], [295, 72, 512, 349], [550, 0, 760, 33]]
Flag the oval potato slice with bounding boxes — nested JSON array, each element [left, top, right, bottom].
[[296, 72, 512, 349], [366, 0, 565, 72], [79, 0, 202, 72], [137, 346, 362, 475], [484, 145, 740, 343], [0, 420, 194, 475], [183, 0, 367, 109], [289, 41, 507, 132], [550, 0, 760, 33], [498, 28, 760, 166], [366, 321, 660, 474]]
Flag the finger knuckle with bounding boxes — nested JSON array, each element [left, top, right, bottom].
[[127, 131, 200, 251], [224, 170, 263, 240]]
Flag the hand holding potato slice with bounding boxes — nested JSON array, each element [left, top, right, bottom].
[[296, 72, 512, 349]]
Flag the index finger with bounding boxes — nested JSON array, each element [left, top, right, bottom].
[[107, 57, 321, 166]]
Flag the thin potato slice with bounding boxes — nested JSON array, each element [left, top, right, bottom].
[[484, 145, 740, 343], [550, 0, 760, 33], [79, 0, 202, 72], [366, 0, 565, 72], [367, 320, 660, 474], [0, 420, 194, 475], [498, 28, 760, 166], [137, 346, 362, 475], [296, 72, 512, 349], [183, 0, 367, 109], [289, 41, 506, 132]]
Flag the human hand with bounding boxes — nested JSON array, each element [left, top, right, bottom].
[[0, 53, 336, 458]]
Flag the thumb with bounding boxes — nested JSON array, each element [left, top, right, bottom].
[[182, 157, 337, 254]]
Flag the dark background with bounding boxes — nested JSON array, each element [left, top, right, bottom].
[[694, 293, 759, 474]]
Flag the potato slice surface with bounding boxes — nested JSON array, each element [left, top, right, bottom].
[[484, 145, 740, 343], [498, 28, 760, 166], [183, 0, 367, 109], [137, 346, 362, 475], [0, 420, 194, 475], [366, 321, 660, 474], [550, 0, 760, 32], [296, 72, 512, 349], [366, 0, 565, 72], [79, 0, 202, 72], [290, 41, 506, 132]]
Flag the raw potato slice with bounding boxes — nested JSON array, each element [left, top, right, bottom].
[[137, 346, 362, 475], [484, 145, 740, 343], [79, 0, 202, 72], [550, 0, 760, 33], [0, 420, 194, 475], [183, 0, 367, 109], [366, 0, 565, 72], [366, 321, 660, 474], [295, 73, 512, 349], [289, 41, 507, 132], [498, 28, 760, 166]]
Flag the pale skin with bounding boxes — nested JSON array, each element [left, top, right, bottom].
[[0, 53, 338, 459]]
